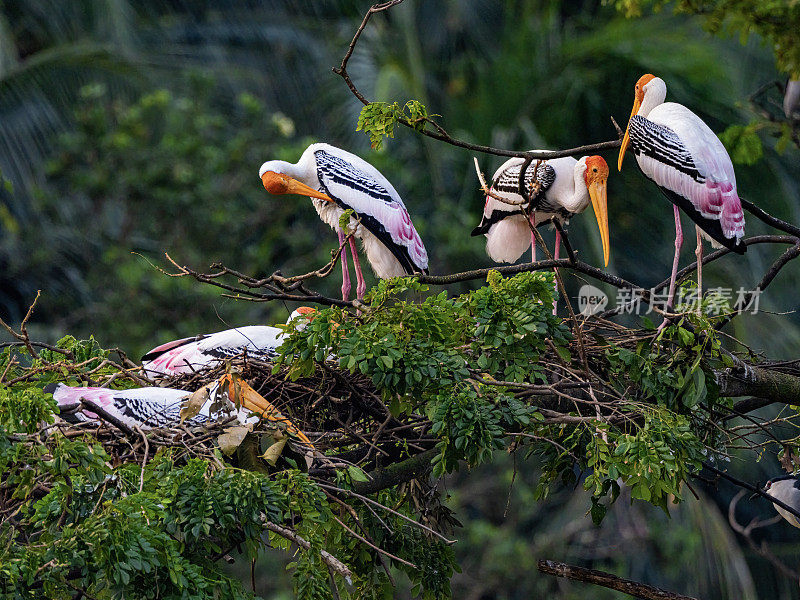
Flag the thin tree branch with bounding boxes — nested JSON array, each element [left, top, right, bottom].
[[332, 0, 621, 160], [263, 520, 353, 580], [727, 490, 799, 584], [537, 559, 699, 600]]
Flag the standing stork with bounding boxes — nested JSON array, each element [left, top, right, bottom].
[[471, 155, 610, 267], [618, 74, 745, 322], [259, 143, 429, 301]]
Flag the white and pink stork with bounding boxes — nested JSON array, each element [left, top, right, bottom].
[[471, 155, 610, 266], [141, 307, 315, 376], [618, 74, 745, 319], [46, 382, 239, 429], [47, 376, 316, 448], [259, 143, 429, 301]]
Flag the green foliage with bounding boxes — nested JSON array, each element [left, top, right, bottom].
[[8, 77, 312, 355], [719, 123, 764, 165], [608, 0, 800, 76], [278, 273, 718, 522], [356, 100, 431, 150]]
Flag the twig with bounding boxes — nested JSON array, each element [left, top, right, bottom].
[[727, 490, 799, 583], [333, 515, 417, 569], [263, 519, 353, 580], [702, 462, 800, 524], [537, 559, 699, 600], [332, 0, 621, 160]]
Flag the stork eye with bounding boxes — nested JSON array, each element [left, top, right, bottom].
[[592, 168, 598, 173]]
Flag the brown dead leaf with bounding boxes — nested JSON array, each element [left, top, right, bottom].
[[218, 424, 252, 456], [180, 386, 210, 422], [261, 435, 288, 466]]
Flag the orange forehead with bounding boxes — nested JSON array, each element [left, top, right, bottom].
[[296, 306, 316, 315], [635, 74, 656, 97], [261, 171, 289, 194], [585, 156, 609, 179]]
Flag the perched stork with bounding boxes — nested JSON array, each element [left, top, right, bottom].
[[141, 307, 315, 376], [46, 376, 315, 448], [46, 381, 248, 430], [763, 476, 800, 528], [471, 155, 610, 267], [618, 74, 745, 321], [259, 143, 429, 301]]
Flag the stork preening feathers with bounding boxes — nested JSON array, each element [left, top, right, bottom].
[[471, 155, 610, 267], [259, 143, 429, 301], [619, 74, 746, 320]]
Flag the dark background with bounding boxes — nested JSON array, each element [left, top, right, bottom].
[[2, 1, 799, 597]]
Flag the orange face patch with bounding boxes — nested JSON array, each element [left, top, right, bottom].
[[261, 171, 290, 194], [635, 74, 656, 102], [584, 156, 609, 184]]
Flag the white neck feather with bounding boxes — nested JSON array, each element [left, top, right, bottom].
[[561, 158, 589, 213], [638, 77, 667, 118]]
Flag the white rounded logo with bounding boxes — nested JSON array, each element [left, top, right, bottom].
[[577, 285, 608, 316]]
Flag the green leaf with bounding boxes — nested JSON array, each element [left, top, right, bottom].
[[347, 465, 370, 482]]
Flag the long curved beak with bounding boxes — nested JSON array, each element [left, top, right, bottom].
[[617, 97, 641, 171], [262, 172, 334, 203], [588, 180, 610, 267]]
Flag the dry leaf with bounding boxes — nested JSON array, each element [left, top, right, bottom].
[[180, 386, 210, 422], [261, 436, 288, 466], [218, 424, 252, 456]]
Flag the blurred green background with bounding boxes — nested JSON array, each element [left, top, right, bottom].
[[2, 1, 799, 597]]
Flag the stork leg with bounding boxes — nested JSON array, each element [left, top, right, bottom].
[[552, 229, 561, 315], [657, 205, 683, 333], [695, 225, 703, 315], [337, 229, 351, 301], [349, 236, 366, 300], [530, 213, 537, 262]]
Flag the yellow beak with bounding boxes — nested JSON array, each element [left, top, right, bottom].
[[588, 180, 610, 267], [617, 96, 641, 171]]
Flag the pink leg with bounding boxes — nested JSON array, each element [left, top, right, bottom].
[[349, 236, 366, 300], [530, 230, 536, 262], [552, 230, 561, 315], [657, 206, 683, 333], [695, 226, 703, 315], [337, 229, 351, 301]]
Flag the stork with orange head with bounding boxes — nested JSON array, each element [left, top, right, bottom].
[[618, 74, 745, 327]]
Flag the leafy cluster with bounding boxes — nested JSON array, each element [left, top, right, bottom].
[[278, 273, 718, 520], [356, 100, 432, 150], [609, 0, 800, 77]]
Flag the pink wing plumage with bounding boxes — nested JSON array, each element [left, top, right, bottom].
[[643, 103, 744, 242], [311, 145, 429, 274], [141, 325, 284, 376]]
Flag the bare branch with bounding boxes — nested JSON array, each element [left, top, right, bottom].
[[264, 520, 353, 580], [332, 0, 621, 160], [537, 559, 699, 600]]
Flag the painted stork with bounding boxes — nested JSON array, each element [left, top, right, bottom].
[[46, 377, 315, 448], [259, 143, 429, 301], [618, 74, 745, 320], [471, 155, 610, 267], [763, 476, 800, 528], [141, 307, 315, 376], [46, 381, 254, 430]]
